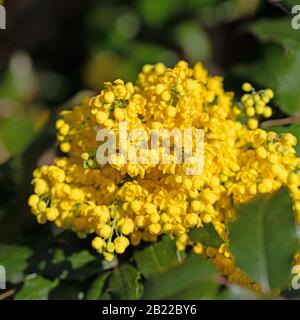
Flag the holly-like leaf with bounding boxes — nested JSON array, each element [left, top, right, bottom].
[[85, 272, 111, 300], [283, 0, 300, 7], [108, 263, 143, 300], [249, 18, 300, 51], [25, 232, 102, 281], [35, 248, 101, 281], [276, 43, 300, 115], [15, 276, 59, 300], [49, 282, 83, 300], [143, 254, 218, 299], [171, 280, 219, 300], [232, 43, 300, 115], [173, 21, 211, 62], [137, 0, 183, 27], [67, 250, 96, 269], [230, 44, 283, 90], [228, 189, 298, 293], [189, 223, 223, 247], [0, 244, 33, 284], [134, 236, 180, 278], [1, 117, 35, 156], [216, 284, 258, 300]]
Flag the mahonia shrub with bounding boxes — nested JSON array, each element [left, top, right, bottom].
[[28, 61, 300, 291]]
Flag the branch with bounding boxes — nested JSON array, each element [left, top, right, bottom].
[[0, 289, 16, 300], [261, 113, 300, 128], [268, 0, 292, 16]]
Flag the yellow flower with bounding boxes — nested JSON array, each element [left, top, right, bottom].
[[28, 61, 300, 288], [92, 237, 105, 251]]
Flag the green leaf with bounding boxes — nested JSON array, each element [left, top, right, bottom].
[[85, 272, 111, 300], [1, 117, 35, 156], [283, 0, 300, 7], [264, 124, 300, 156], [134, 236, 180, 278], [230, 44, 283, 89], [189, 223, 224, 247], [0, 244, 33, 284], [15, 276, 59, 300], [276, 44, 300, 115], [99, 292, 111, 300], [143, 254, 218, 299], [173, 21, 212, 62], [249, 18, 300, 51], [186, 0, 218, 10], [25, 233, 102, 281], [137, 0, 183, 27], [0, 70, 20, 100], [49, 282, 82, 300], [232, 43, 300, 115], [108, 263, 143, 300], [67, 251, 96, 269], [171, 280, 219, 300], [228, 189, 298, 293], [216, 284, 258, 300], [36, 248, 101, 281]]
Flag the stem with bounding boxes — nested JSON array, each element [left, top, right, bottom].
[[0, 289, 16, 300], [261, 113, 300, 128], [108, 203, 120, 243], [176, 250, 183, 263], [268, 0, 292, 16], [218, 275, 229, 286]]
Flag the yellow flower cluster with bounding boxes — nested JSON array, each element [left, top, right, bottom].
[[28, 61, 300, 288], [233, 82, 273, 130]]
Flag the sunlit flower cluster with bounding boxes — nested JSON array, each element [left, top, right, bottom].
[[28, 61, 300, 288]]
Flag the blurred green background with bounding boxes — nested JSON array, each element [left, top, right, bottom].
[[0, 0, 300, 300]]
